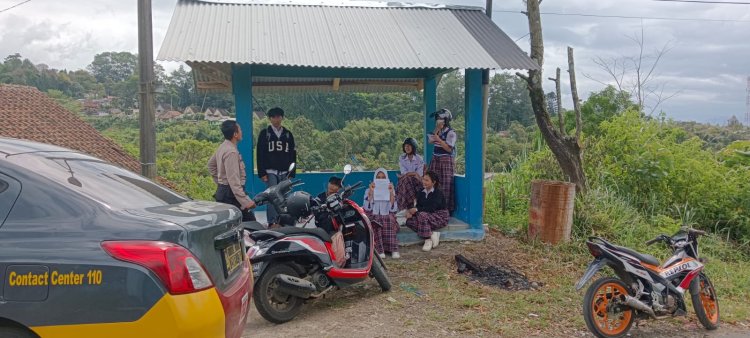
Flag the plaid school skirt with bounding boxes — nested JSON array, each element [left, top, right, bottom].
[[405, 209, 450, 239], [395, 174, 423, 210], [428, 155, 454, 211], [367, 212, 399, 254]]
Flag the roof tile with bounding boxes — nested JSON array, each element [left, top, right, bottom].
[[0, 84, 142, 173]]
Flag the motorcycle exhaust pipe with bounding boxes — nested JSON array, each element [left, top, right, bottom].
[[275, 274, 317, 299], [623, 295, 656, 318]]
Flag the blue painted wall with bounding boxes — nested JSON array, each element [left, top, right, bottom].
[[246, 170, 401, 211], [452, 175, 469, 221]]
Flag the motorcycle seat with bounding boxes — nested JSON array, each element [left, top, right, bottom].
[[242, 221, 266, 232], [250, 226, 332, 243], [611, 244, 660, 266]]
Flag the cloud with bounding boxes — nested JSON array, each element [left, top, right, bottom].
[[0, 0, 178, 70], [0, 0, 747, 123]]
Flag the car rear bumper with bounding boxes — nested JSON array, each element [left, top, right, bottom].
[[29, 286, 243, 338], [217, 260, 253, 338]]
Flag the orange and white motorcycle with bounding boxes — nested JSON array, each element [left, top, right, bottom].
[[575, 227, 719, 338]]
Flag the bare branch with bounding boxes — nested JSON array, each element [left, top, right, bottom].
[[592, 56, 627, 92], [646, 83, 682, 115], [568, 47, 583, 140], [582, 72, 610, 87], [640, 41, 673, 91]]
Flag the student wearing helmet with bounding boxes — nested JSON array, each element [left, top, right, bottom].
[[395, 137, 425, 215], [428, 108, 456, 212]]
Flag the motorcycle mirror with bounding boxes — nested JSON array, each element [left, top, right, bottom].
[[288, 162, 296, 174], [342, 164, 352, 184]]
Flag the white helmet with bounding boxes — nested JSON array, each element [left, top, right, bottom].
[[431, 108, 452, 122]]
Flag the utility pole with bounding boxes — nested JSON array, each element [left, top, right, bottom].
[[138, 0, 157, 179]]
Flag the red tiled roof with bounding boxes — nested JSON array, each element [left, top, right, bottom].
[[158, 110, 183, 120], [0, 84, 141, 173]]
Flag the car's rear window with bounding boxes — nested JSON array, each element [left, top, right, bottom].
[[12, 154, 187, 209]]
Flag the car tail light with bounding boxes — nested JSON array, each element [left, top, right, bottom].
[[101, 241, 213, 295]]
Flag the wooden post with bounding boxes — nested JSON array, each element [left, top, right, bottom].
[[547, 67, 564, 134], [568, 47, 582, 140]]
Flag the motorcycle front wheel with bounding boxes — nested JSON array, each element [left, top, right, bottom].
[[690, 272, 720, 330], [253, 263, 305, 324], [370, 255, 392, 291], [583, 277, 634, 338]]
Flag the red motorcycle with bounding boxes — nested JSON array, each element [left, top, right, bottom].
[[243, 164, 391, 323]]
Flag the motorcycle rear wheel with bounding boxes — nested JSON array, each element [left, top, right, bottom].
[[583, 277, 634, 338], [253, 263, 305, 324], [370, 255, 392, 292], [690, 272, 719, 330]]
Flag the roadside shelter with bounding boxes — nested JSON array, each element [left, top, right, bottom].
[[157, 0, 538, 242]]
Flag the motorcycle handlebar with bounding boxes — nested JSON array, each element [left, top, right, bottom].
[[645, 237, 661, 246], [339, 181, 363, 199], [645, 234, 669, 246], [689, 228, 707, 236]]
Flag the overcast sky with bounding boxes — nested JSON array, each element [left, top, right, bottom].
[[1, 0, 748, 124]]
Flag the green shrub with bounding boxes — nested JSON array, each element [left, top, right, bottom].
[[587, 110, 750, 242]]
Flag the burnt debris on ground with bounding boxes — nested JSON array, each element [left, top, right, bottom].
[[455, 254, 542, 291]]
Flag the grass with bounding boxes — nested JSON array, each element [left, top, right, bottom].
[[374, 229, 750, 337], [481, 173, 750, 333]]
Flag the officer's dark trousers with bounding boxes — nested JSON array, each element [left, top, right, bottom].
[[215, 184, 256, 222]]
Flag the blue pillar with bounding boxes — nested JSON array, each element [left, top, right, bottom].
[[423, 76, 437, 162], [464, 69, 484, 228], [232, 64, 255, 195]]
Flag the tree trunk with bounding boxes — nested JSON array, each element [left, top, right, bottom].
[[548, 67, 564, 134], [518, 0, 587, 194], [567, 47, 582, 140]]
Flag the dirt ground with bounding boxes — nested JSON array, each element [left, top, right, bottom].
[[242, 230, 749, 337]]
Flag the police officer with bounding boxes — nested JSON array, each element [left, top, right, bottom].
[[256, 107, 296, 225], [208, 120, 256, 221]]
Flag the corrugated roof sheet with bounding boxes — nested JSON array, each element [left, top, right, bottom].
[[157, 0, 538, 71]]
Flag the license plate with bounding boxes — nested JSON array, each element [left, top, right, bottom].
[[222, 241, 243, 277]]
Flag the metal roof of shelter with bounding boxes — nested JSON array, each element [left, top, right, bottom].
[[157, 0, 538, 92]]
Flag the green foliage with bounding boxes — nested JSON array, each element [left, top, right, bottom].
[[485, 123, 534, 172], [87, 52, 138, 88], [587, 110, 750, 241], [484, 146, 563, 235], [564, 85, 637, 136], [1, 53, 105, 98], [487, 74, 535, 130], [47, 89, 83, 114], [676, 120, 750, 151], [157, 139, 217, 200], [718, 140, 750, 168], [488, 108, 750, 246]]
